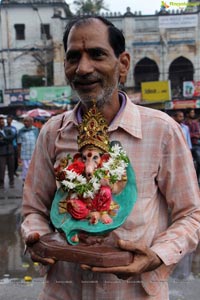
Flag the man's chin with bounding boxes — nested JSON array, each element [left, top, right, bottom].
[[77, 93, 101, 104]]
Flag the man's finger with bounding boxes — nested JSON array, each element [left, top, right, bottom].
[[30, 251, 55, 265], [118, 240, 147, 254], [91, 265, 130, 274]]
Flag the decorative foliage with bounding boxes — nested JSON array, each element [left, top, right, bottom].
[[55, 144, 129, 199]]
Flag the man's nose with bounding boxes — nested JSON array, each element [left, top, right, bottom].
[[76, 55, 94, 75]]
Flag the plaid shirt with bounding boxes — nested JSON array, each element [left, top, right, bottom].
[[21, 93, 200, 300], [184, 119, 200, 145], [17, 126, 39, 160]]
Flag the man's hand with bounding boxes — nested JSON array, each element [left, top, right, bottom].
[[81, 240, 162, 279], [25, 232, 55, 265]]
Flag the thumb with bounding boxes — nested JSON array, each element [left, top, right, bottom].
[[26, 232, 40, 246], [118, 239, 147, 254]]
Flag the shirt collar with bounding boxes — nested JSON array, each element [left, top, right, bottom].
[[59, 92, 142, 140], [108, 91, 142, 139]]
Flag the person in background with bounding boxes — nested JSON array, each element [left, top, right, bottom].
[[5, 115, 18, 176], [184, 108, 200, 182], [172, 110, 194, 279], [173, 110, 192, 149], [21, 16, 200, 300], [0, 116, 15, 188], [17, 116, 39, 183]]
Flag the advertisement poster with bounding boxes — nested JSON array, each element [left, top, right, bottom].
[[141, 80, 171, 102], [29, 86, 72, 106], [183, 81, 200, 98], [4, 88, 30, 104]]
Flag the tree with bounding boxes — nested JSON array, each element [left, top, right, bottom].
[[73, 0, 109, 14]]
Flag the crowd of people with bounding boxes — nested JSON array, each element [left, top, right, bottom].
[[0, 115, 39, 189]]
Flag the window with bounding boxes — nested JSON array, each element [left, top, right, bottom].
[[40, 24, 51, 40], [15, 24, 25, 40]]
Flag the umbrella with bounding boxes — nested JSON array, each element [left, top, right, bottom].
[[22, 108, 52, 118]]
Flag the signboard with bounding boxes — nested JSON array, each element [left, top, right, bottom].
[[141, 81, 171, 102], [4, 88, 30, 104], [30, 86, 72, 106], [165, 100, 200, 110], [159, 14, 198, 29], [0, 90, 3, 104], [183, 81, 200, 98]]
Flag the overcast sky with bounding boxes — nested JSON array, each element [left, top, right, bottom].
[[66, 0, 165, 15]]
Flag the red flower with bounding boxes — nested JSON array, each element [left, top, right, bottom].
[[56, 170, 66, 181], [67, 161, 85, 175]]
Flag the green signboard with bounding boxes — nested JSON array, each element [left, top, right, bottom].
[[30, 86, 72, 106]]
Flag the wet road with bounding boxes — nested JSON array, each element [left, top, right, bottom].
[[0, 175, 40, 280], [0, 173, 200, 299]]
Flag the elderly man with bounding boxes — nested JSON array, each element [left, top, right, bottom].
[[17, 116, 39, 182], [21, 16, 200, 300]]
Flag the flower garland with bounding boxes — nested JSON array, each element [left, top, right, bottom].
[[55, 144, 129, 200]]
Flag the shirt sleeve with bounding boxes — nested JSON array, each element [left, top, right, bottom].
[[21, 119, 59, 240], [151, 122, 200, 265]]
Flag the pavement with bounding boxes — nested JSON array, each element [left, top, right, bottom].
[[0, 172, 23, 200], [0, 174, 200, 300]]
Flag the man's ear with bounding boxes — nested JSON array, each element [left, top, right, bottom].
[[119, 51, 130, 83]]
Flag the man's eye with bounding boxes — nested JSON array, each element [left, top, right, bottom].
[[66, 52, 80, 63], [89, 49, 105, 59]]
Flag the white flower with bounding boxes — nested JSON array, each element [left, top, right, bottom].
[[83, 190, 95, 199], [65, 170, 77, 180], [76, 174, 87, 184], [90, 177, 101, 191], [110, 145, 122, 157], [62, 180, 76, 189]]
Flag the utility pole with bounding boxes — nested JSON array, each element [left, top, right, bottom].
[[0, 3, 7, 89], [32, 5, 48, 86]]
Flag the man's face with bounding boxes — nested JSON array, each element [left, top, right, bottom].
[[175, 112, 184, 124], [189, 110, 195, 119], [7, 117, 12, 126], [64, 20, 122, 108], [23, 119, 32, 128], [0, 118, 5, 128]]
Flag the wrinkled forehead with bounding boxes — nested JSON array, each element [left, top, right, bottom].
[[67, 19, 109, 49]]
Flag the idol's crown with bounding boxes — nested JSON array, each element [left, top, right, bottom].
[[77, 103, 110, 152]]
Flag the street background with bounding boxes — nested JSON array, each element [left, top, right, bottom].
[[0, 173, 200, 300]]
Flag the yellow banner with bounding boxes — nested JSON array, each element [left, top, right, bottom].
[[141, 81, 171, 102]]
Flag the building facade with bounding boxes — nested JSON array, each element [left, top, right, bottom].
[[1, 0, 200, 105]]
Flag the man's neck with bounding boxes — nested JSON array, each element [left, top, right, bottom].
[[79, 92, 123, 125]]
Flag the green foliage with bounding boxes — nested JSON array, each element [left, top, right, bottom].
[[73, 0, 109, 14]]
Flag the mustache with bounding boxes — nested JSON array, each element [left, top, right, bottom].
[[72, 74, 102, 84]]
